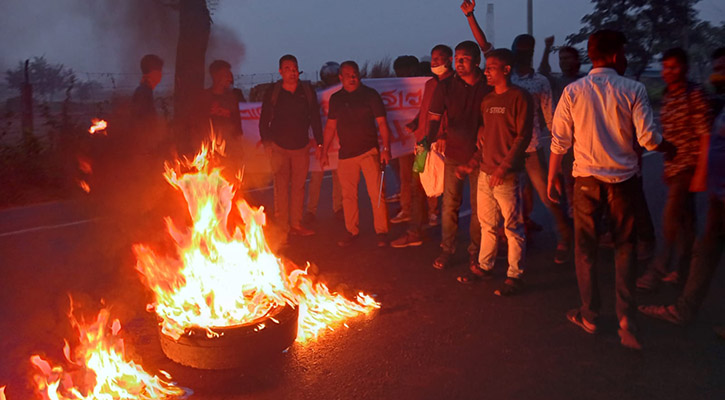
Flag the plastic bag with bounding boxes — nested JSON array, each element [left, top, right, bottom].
[[412, 138, 429, 173], [419, 149, 445, 197]]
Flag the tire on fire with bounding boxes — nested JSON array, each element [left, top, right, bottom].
[[158, 303, 298, 370]]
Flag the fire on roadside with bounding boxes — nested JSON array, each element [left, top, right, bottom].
[[30, 302, 188, 400], [134, 135, 380, 344]]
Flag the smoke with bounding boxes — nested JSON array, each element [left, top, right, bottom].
[[207, 24, 247, 73]]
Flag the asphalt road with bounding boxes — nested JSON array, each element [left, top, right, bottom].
[[1, 152, 723, 400]]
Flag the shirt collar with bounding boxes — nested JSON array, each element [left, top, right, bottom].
[[588, 67, 619, 76]]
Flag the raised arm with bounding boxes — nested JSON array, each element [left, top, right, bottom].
[[538, 36, 554, 77], [461, 1, 493, 56]]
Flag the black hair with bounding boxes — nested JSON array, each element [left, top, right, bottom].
[[340, 60, 360, 74], [209, 59, 231, 75], [487, 48, 515, 68], [512, 34, 535, 51], [140, 54, 163, 74], [662, 48, 689, 72], [279, 54, 298, 69], [559, 46, 581, 61], [587, 29, 627, 63], [431, 44, 453, 58], [455, 40, 481, 64]]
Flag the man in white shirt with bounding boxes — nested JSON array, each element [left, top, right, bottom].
[[546, 30, 676, 350]]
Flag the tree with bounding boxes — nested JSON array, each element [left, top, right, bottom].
[[5, 56, 76, 101], [567, 0, 712, 80]]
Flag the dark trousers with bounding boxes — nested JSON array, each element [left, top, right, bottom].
[[574, 176, 638, 323], [441, 159, 480, 255], [656, 172, 697, 276], [408, 171, 427, 234], [634, 175, 657, 247], [675, 195, 725, 320], [524, 148, 573, 245]]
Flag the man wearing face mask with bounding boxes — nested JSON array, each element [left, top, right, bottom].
[[510, 34, 574, 265], [547, 30, 675, 350], [638, 48, 725, 338], [392, 45, 455, 248]]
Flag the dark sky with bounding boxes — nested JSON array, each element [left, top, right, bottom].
[[1, 0, 723, 84]]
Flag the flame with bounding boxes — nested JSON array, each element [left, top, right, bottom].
[[0, 386, 6, 400], [78, 180, 91, 194], [88, 119, 108, 135], [30, 303, 188, 399], [134, 136, 380, 344]]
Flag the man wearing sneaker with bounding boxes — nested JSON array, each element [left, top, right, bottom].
[[391, 45, 454, 249], [456, 49, 532, 297], [547, 30, 675, 350], [428, 40, 491, 269], [260, 55, 322, 240], [321, 61, 392, 247]]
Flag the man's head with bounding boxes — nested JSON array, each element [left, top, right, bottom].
[[511, 34, 535, 69], [278, 54, 300, 86], [484, 49, 513, 87], [320, 61, 340, 87], [209, 59, 233, 90], [710, 47, 725, 94], [454, 40, 481, 77], [431, 44, 453, 77], [393, 55, 420, 78], [661, 48, 688, 87], [558, 46, 581, 77], [140, 54, 163, 89], [339, 61, 361, 92], [587, 29, 627, 75]]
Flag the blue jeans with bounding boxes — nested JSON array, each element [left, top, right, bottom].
[[441, 159, 480, 255], [477, 172, 526, 278]]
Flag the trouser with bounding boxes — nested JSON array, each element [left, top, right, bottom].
[[398, 154, 414, 215], [478, 172, 526, 278], [441, 159, 480, 255], [562, 149, 575, 219], [634, 175, 656, 247], [307, 170, 342, 215], [270, 144, 310, 232], [674, 195, 725, 321], [574, 176, 638, 324], [523, 148, 573, 245], [653, 171, 697, 277], [337, 148, 389, 235]]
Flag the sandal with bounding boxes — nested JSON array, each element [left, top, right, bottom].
[[433, 251, 453, 270], [494, 277, 523, 296], [457, 265, 493, 284], [566, 308, 598, 334]]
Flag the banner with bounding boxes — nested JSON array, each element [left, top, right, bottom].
[[238, 77, 429, 173]]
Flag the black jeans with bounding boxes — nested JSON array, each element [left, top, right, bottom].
[[574, 176, 638, 323], [675, 195, 725, 320]]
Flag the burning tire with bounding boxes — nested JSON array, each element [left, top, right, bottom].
[[158, 304, 298, 370]]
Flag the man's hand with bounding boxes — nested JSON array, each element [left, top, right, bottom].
[[380, 148, 392, 165], [314, 145, 323, 161], [489, 174, 503, 188], [320, 152, 329, 168], [547, 176, 562, 204], [461, 0, 475, 15], [455, 163, 473, 180], [544, 36, 555, 49], [656, 139, 677, 161], [434, 139, 446, 155]]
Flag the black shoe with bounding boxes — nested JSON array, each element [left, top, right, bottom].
[[391, 232, 423, 248], [337, 232, 358, 247]]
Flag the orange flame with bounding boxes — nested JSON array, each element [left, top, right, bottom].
[[78, 180, 91, 194], [0, 386, 6, 400], [134, 136, 380, 344], [30, 303, 188, 399], [88, 119, 107, 135]]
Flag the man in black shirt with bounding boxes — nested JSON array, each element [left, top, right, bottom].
[[200, 60, 243, 142], [260, 54, 323, 239], [321, 61, 393, 247], [428, 40, 491, 270]]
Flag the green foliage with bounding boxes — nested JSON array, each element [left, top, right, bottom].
[[567, 0, 723, 80], [5, 56, 76, 101], [360, 57, 393, 79]]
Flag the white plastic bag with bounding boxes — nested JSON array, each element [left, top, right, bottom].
[[419, 149, 445, 197]]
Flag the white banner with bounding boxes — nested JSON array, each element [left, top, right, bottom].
[[238, 77, 428, 173]]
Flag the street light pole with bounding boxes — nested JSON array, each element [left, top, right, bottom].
[[527, 0, 533, 35]]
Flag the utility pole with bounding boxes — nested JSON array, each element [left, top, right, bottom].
[[527, 0, 533, 35]]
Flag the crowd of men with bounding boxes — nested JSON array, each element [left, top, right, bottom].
[[128, 1, 725, 351]]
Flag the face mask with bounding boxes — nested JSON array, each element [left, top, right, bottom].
[[431, 64, 448, 76]]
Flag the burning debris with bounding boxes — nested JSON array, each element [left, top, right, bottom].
[[133, 136, 380, 368], [88, 119, 108, 135], [29, 301, 189, 399]]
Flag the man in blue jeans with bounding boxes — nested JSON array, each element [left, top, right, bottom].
[[455, 49, 533, 296], [428, 40, 491, 270]]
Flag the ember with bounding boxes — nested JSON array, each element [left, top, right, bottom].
[[30, 302, 188, 399], [88, 119, 108, 135], [134, 135, 380, 356]]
